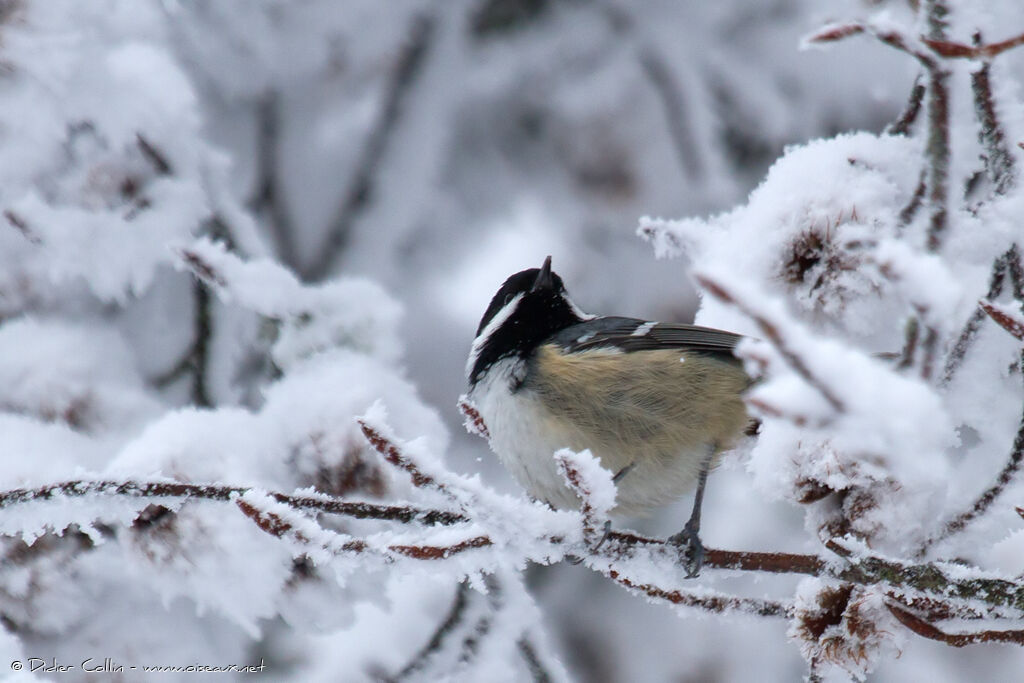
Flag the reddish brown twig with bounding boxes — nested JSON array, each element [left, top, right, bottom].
[[607, 569, 790, 618], [556, 450, 611, 547], [888, 603, 1024, 646], [970, 48, 1017, 196], [359, 419, 446, 493], [237, 499, 309, 541], [923, 33, 1024, 60], [237, 494, 492, 561], [980, 300, 1024, 340], [805, 23, 866, 44], [390, 536, 493, 560], [458, 396, 490, 439], [0, 479, 467, 526], [806, 22, 939, 68], [886, 592, 990, 622]]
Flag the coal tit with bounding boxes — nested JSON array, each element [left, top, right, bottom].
[[465, 256, 751, 576]]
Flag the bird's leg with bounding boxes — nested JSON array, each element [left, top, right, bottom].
[[668, 447, 715, 578], [612, 462, 636, 484]]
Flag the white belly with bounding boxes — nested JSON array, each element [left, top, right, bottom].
[[468, 358, 707, 517]]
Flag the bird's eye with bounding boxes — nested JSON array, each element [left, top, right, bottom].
[[503, 294, 513, 306]]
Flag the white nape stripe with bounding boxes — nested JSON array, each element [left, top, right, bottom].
[[631, 321, 657, 336], [465, 292, 524, 378], [567, 297, 595, 322]]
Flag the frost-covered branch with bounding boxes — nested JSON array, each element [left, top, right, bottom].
[[7, 475, 1024, 623], [359, 418, 451, 495], [969, 46, 1017, 197], [888, 603, 1024, 646], [605, 569, 790, 618], [0, 479, 466, 526]]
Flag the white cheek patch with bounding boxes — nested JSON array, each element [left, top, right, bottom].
[[466, 292, 524, 378]]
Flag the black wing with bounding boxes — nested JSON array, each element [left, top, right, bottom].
[[547, 316, 743, 356]]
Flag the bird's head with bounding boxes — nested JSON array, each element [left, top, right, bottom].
[[467, 256, 588, 385]]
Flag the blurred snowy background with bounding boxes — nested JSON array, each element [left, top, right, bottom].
[[2, 0, 1024, 681]]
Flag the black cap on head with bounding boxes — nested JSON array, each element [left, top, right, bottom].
[[468, 255, 585, 385]]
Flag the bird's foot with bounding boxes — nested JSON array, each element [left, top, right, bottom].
[[667, 520, 704, 579]]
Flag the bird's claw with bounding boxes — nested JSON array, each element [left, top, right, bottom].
[[668, 520, 704, 578]]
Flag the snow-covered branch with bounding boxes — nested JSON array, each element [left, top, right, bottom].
[[6, 421, 1024, 633]]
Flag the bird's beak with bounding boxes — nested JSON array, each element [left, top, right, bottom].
[[532, 255, 553, 292]]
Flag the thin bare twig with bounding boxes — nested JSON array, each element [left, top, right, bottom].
[[918, 405, 1024, 554], [981, 300, 1024, 340], [888, 603, 1024, 646], [970, 38, 1017, 196], [517, 637, 556, 683], [248, 92, 300, 270], [152, 277, 213, 406], [304, 13, 436, 282], [898, 316, 920, 370], [941, 244, 1022, 385], [919, 324, 940, 380], [922, 32, 1024, 60], [358, 419, 447, 494], [606, 569, 791, 618], [3, 209, 40, 244], [886, 74, 926, 136], [923, 65, 951, 252], [886, 592, 990, 622], [136, 133, 173, 176], [898, 169, 927, 228], [458, 396, 491, 439], [391, 582, 473, 681], [556, 451, 610, 547]]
